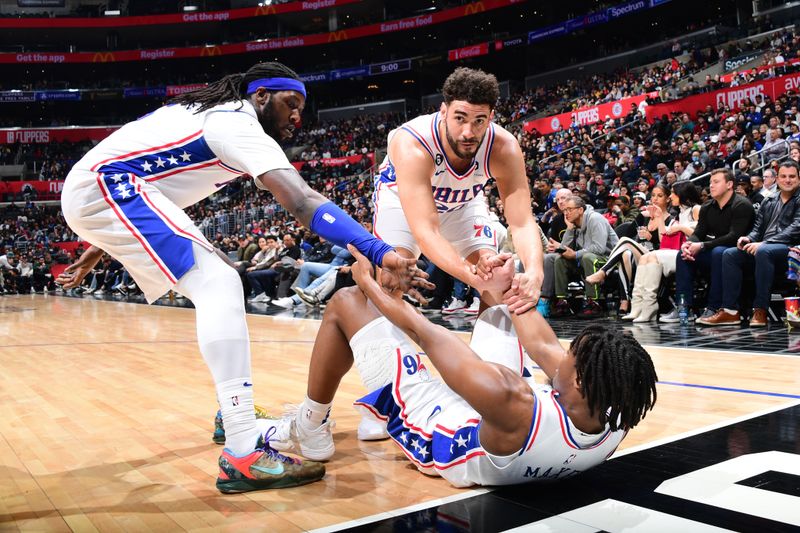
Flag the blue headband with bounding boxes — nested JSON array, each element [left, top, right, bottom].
[[246, 77, 306, 98]]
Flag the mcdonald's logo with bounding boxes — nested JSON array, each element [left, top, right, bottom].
[[327, 30, 348, 42], [464, 1, 485, 15], [92, 52, 115, 63], [254, 4, 277, 15], [200, 46, 222, 57]]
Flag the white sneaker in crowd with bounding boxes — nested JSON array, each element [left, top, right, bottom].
[[272, 296, 298, 309], [442, 298, 467, 315], [462, 298, 481, 315]]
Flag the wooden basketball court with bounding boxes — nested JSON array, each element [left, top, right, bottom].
[[1, 295, 799, 531]]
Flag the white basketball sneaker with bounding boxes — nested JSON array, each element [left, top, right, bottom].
[[266, 405, 336, 462]]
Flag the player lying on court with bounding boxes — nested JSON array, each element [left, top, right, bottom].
[[218, 247, 658, 487]]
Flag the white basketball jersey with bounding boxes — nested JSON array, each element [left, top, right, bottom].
[[355, 356, 625, 488], [374, 111, 498, 214], [70, 100, 291, 209]]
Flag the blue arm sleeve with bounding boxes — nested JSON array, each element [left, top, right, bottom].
[[310, 202, 394, 266]]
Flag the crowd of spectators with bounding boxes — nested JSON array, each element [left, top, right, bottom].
[[294, 113, 403, 160], [494, 28, 796, 130], [5, 25, 800, 325], [0, 202, 76, 295]]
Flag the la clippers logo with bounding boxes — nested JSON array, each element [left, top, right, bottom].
[[550, 117, 560, 131], [612, 102, 623, 116]]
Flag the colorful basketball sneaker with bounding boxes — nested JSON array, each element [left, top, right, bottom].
[[216, 427, 325, 493], [213, 404, 278, 445]]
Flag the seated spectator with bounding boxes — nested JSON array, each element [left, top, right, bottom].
[[235, 236, 270, 274], [542, 195, 619, 319], [246, 233, 301, 303], [736, 175, 764, 212], [586, 183, 671, 314], [626, 180, 702, 322], [272, 242, 352, 309], [665, 169, 755, 323], [602, 194, 637, 228], [539, 188, 571, 241], [698, 161, 800, 326], [761, 168, 778, 198], [16, 254, 33, 294], [31, 256, 54, 293], [233, 234, 258, 267], [762, 127, 789, 163], [1, 251, 17, 294], [239, 235, 281, 295]]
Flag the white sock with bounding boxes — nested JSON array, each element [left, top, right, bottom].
[[174, 244, 259, 455], [217, 378, 260, 455], [297, 396, 332, 431]]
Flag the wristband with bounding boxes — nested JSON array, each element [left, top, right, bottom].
[[310, 202, 394, 266]]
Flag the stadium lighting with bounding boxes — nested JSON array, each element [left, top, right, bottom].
[[103, 9, 121, 16], [183, 5, 198, 12]]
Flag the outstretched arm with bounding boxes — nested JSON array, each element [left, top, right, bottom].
[[349, 246, 532, 454], [493, 131, 544, 314], [483, 287, 566, 380], [257, 168, 431, 294], [55, 245, 104, 288]]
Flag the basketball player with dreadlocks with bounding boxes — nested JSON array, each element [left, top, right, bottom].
[[57, 62, 428, 493], [223, 247, 658, 487]]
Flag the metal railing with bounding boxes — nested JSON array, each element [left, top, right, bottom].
[[192, 168, 376, 240], [537, 116, 644, 165], [690, 138, 792, 185], [195, 203, 286, 241]]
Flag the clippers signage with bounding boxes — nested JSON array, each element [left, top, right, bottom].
[[448, 42, 489, 62], [523, 94, 651, 134], [646, 70, 800, 120], [0, 126, 118, 144], [0, 91, 35, 102], [1, 0, 359, 28], [0, 0, 518, 63], [1, 181, 64, 194]]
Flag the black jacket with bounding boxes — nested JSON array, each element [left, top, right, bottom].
[[746, 189, 800, 244], [690, 193, 754, 250], [304, 241, 334, 263]]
